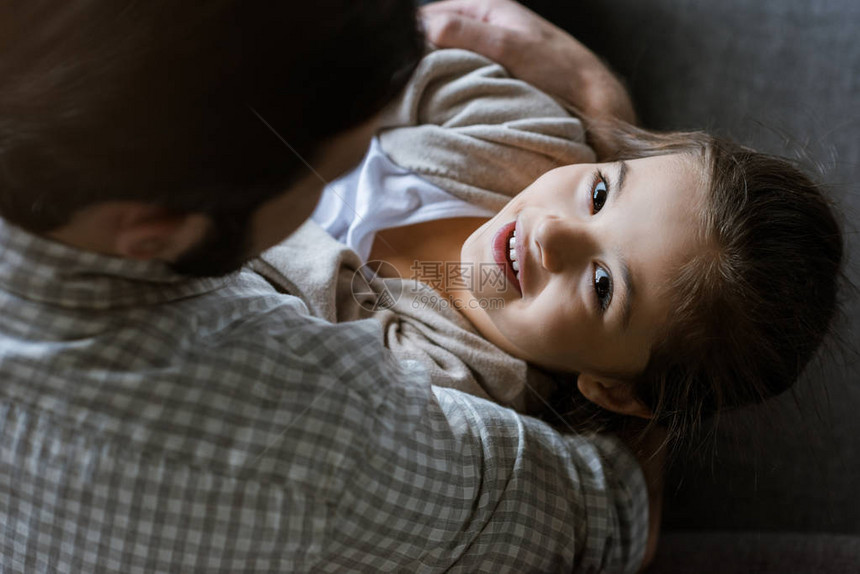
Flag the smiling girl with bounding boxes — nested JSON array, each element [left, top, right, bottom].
[[268, 44, 842, 447]]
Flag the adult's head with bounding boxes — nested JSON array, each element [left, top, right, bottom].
[[0, 0, 424, 275]]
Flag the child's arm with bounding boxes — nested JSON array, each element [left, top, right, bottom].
[[422, 0, 636, 157], [377, 48, 595, 209]]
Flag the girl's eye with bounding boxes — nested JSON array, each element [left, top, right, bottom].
[[591, 171, 608, 214], [593, 264, 613, 312]]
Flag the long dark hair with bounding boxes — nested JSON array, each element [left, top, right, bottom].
[[545, 121, 844, 449]]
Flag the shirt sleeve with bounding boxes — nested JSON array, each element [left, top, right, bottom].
[[225, 306, 647, 573], [316, 365, 648, 573]]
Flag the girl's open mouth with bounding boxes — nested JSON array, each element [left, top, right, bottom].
[[492, 221, 522, 295]]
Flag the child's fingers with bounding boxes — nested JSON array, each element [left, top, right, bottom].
[[422, 10, 513, 63]]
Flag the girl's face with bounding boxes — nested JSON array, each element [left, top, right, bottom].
[[460, 153, 709, 378]]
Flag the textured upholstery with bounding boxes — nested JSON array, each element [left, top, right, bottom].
[[650, 532, 860, 573]]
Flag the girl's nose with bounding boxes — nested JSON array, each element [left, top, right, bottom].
[[533, 215, 597, 274]]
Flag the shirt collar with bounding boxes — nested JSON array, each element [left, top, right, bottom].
[[0, 218, 231, 309]]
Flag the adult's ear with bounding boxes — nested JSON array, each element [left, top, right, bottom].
[[577, 373, 653, 419], [109, 204, 215, 263], [48, 202, 209, 261], [113, 205, 208, 261]]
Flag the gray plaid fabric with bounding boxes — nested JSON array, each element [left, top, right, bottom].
[[0, 219, 647, 573]]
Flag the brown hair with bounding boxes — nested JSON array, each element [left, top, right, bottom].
[[0, 0, 423, 233], [547, 121, 844, 449]]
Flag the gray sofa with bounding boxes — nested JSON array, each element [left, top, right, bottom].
[[522, 0, 860, 571]]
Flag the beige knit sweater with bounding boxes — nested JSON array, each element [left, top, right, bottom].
[[254, 49, 595, 413]]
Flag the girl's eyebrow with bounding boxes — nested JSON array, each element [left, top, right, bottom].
[[615, 160, 629, 200], [618, 256, 635, 329]]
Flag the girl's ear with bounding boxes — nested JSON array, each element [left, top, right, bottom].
[[577, 374, 653, 419]]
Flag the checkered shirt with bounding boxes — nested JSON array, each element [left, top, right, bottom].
[[0, 219, 647, 573]]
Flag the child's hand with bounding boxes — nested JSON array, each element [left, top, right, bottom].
[[421, 0, 636, 128]]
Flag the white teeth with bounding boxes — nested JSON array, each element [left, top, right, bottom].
[[507, 228, 521, 278]]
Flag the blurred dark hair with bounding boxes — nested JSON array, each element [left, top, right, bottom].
[[545, 122, 844, 450], [0, 0, 423, 232]]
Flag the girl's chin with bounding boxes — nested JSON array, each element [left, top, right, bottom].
[[459, 239, 485, 273]]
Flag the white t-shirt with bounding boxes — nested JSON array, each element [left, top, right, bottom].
[[312, 137, 495, 262]]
